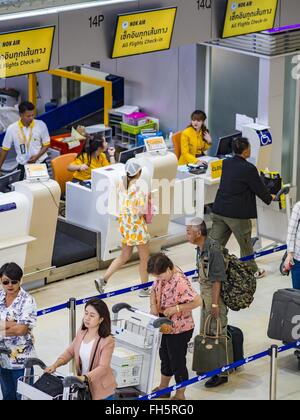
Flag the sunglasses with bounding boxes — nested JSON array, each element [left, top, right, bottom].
[[1, 279, 20, 286]]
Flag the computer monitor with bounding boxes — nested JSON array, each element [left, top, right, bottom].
[[0, 170, 21, 193], [215, 131, 242, 157], [118, 146, 145, 164]]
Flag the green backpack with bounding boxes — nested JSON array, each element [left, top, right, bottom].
[[198, 242, 257, 311], [220, 248, 257, 311]]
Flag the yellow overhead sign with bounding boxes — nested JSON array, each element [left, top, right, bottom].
[[0, 26, 55, 79], [222, 0, 278, 38], [112, 8, 177, 59]]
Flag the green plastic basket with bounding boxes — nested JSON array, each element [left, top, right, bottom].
[[120, 121, 156, 135]]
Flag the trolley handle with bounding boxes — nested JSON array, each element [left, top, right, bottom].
[[274, 185, 291, 201], [63, 376, 86, 389], [24, 358, 46, 370], [112, 303, 132, 314], [153, 318, 173, 329]]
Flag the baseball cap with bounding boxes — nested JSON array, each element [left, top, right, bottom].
[[125, 161, 142, 177]]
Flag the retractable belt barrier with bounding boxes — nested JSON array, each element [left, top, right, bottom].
[[34, 243, 291, 400], [138, 341, 300, 400], [37, 244, 287, 317]]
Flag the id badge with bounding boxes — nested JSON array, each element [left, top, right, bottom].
[[20, 144, 26, 155]]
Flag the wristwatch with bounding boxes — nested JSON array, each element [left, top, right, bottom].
[[212, 304, 219, 308]]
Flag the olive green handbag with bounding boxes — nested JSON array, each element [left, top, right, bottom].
[[192, 315, 233, 374]]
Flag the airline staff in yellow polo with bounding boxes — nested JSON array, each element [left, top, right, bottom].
[[178, 110, 212, 166], [0, 101, 50, 180]]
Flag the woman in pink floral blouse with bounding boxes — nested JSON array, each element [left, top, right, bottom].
[[148, 253, 201, 400]]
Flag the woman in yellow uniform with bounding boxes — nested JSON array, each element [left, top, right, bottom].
[[68, 135, 115, 181], [178, 110, 212, 165]]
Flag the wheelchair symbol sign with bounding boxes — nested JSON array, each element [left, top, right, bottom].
[[257, 130, 272, 147]]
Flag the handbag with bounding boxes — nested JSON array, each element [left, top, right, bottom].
[[33, 373, 64, 398], [145, 196, 155, 224], [76, 337, 101, 400], [192, 315, 233, 374], [260, 170, 282, 195]]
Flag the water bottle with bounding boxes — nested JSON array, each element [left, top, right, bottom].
[[165, 129, 173, 150], [169, 130, 173, 150]]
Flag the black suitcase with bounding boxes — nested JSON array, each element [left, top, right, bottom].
[[268, 288, 300, 342], [227, 325, 244, 363]]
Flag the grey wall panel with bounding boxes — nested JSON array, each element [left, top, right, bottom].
[[209, 48, 259, 154], [279, 0, 300, 27], [178, 44, 197, 130], [0, 14, 59, 69], [139, 0, 212, 46], [116, 48, 179, 133], [58, 1, 139, 68]]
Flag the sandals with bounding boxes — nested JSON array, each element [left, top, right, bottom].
[[254, 269, 266, 279]]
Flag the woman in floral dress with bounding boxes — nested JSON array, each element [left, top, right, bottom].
[[95, 161, 151, 297]]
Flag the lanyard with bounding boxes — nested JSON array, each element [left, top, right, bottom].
[[18, 120, 35, 149]]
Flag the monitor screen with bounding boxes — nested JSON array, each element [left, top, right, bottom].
[[222, 0, 278, 39], [112, 7, 177, 59], [216, 132, 242, 157], [0, 170, 21, 193], [118, 146, 145, 164]]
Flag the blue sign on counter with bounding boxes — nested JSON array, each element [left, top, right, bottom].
[[256, 130, 272, 147], [0, 203, 17, 213]]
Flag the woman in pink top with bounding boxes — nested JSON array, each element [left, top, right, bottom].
[[45, 299, 116, 400], [148, 253, 202, 400]]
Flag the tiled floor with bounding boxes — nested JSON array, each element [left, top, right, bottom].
[[1, 236, 300, 400]]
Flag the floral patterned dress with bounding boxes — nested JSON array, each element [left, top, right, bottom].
[[118, 181, 150, 246], [0, 288, 37, 369]]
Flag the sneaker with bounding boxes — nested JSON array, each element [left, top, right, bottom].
[[139, 287, 151, 298], [254, 269, 266, 279], [94, 277, 107, 294], [204, 375, 228, 388]]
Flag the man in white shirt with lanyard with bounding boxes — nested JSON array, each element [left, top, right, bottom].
[[0, 101, 50, 180]]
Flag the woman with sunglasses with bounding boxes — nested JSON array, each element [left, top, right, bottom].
[[0, 263, 37, 400]]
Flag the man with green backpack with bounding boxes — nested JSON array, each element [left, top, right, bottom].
[[186, 218, 229, 388]]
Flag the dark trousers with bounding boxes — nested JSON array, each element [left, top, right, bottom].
[[160, 329, 193, 384], [292, 260, 300, 290]]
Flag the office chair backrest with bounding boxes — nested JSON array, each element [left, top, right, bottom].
[[51, 153, 77, 196], [172, 131, 182, 161]]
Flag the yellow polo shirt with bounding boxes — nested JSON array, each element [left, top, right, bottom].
[[71, 152, 110, 181], [178, 126, 211, 165]]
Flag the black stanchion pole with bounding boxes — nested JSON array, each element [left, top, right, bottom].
[[68, 298, 77, 374], [269, 345, 278, 401]]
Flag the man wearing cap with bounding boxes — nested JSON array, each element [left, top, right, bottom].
[[186, 217, 228, 388], [0, 101, 50, 180]]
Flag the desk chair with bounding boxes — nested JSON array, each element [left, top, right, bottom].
[[51, 153, 77, 197], [172, 131, 182, 161]]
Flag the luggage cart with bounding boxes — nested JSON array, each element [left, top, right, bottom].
[[111, 303, 172, 397], [17, 358, 87, 400], [255, 185, 292, 275]]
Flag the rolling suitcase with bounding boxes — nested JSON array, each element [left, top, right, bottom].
[[267, 288, 300, 342], [227, 325, 244, 363]]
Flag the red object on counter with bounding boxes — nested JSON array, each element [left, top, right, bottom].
[[50, 133, 85, 155]]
